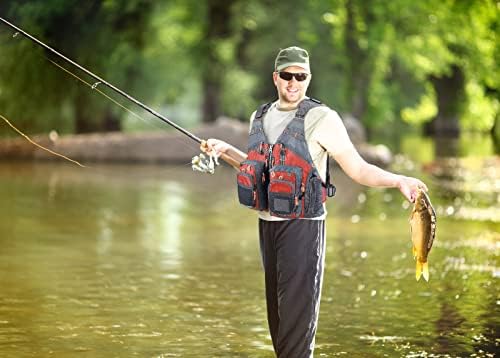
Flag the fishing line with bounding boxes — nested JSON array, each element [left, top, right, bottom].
[[47, 58, 199, 154], [0, 114, 85, 167], [48, 59, 145, 124], [4, 28, 198, 167], [1, 111, 194, 179], [0, 16, 231, 172], [0, 16, 203, 144], [2, 58, 195, 171]]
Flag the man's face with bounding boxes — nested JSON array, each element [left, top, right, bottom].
[[273, 65, 311, 107]]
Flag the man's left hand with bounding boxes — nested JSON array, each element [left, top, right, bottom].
[[397, 175, 428, 203]]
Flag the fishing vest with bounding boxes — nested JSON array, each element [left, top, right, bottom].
[[237, 98, 336, 219]]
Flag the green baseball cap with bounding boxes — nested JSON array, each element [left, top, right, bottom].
[[274, 46, 310, 73]]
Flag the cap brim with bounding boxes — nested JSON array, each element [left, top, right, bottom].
[[276, 62, 310, 72]]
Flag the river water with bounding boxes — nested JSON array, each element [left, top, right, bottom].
[[0, 153, 498, 357]]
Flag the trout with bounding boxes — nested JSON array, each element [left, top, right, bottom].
[[409, 189, 436, 281]]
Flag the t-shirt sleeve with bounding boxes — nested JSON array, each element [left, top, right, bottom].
[[311, 109, 355, 157], [248, 111, 257, 134]]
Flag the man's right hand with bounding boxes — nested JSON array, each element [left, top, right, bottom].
[[201, 138, 232, 156], [201, 138, 246, 170]]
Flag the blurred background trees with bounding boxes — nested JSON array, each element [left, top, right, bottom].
[[0, 0, 498, 152]]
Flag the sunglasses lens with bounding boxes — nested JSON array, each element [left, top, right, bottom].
[[278, 72, 308, 82], [279, 72, 293, 81], [294, 73, 307, 81]]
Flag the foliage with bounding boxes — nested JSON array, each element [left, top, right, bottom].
[[0, 0, 498, 139], [0, 0, 155, 134], [392, 0, 499, 132]]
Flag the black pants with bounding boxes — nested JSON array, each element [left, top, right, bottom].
[[258, 219, 326, 358]]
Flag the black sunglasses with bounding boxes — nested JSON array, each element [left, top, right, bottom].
[[278, 71, 309, 82]]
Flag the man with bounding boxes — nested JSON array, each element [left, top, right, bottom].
[[204, 46, 427, 357]]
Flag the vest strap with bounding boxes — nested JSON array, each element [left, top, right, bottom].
[[323, 159, 336, 197], [255, 102, 273, 120], [296, 97, 322, 118]]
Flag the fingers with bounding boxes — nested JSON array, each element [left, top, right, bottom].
[[200, 138, 218, 153], [400, 176, 427, 203], [414, 181, 428, 196], [409, 190, 417, 203], [205, 139, 229, 156], [419, 181, 428, 192], [200, 140, 209, 153]]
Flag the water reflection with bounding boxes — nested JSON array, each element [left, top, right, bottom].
[[434, 136, 460, 157], [135, 181, 186, 270]]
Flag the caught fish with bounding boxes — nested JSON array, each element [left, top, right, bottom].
[[409, 189, 436, 281]]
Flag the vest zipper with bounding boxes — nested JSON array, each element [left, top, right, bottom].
[[267, 144, 274, 168], [280, 145, 286, 165]]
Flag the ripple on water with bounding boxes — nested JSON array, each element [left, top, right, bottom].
[[359, 334, 407, 342], [161, 273, 180, 280], [123, 331, 162, 337], [250, 340, 274, 351], [443, 256, 499, 277], [405, 352, 461, 358], [435, 231, 500, 251]]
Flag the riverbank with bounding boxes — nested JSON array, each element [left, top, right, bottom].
[[0, 117, 393, 166]]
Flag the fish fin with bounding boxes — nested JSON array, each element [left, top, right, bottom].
[[428, 222, 436, 250], [409, 210, 416, 225], [422, 262, 429, 282], [415, 261, 422, 281]]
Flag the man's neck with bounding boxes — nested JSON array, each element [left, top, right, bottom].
[[277, 97, 306, 111]]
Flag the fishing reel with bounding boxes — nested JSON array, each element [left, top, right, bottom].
[[191, 151, 219, 174]]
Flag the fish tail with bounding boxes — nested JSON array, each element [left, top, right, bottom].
[[415, 261, 423, 281], [422, 262, 429, 282]]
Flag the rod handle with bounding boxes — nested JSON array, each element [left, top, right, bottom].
[[219, 152, 241, 170]]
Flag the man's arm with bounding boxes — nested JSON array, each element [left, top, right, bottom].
[[313, 109, 427, 202], [332, 146, 427, 202]]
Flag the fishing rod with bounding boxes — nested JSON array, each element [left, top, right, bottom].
[[0, 16, 241, 170]]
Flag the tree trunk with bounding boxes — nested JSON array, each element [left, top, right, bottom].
[[425, 65, 464, 138], [344, 0, 372, 135], [491, 112, 500, 155], [102, 109, 121, 132], [74, 94, 95, 133], [202, 0, 235, 123]]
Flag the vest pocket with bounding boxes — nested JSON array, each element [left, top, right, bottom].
[[305, 174, 324, 216], [268, 165, 302, 217], [237, 160, 267, 210]]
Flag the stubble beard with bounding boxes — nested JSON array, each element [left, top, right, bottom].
[[279, 87, 305, 107]]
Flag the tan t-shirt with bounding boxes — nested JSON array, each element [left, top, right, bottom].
[[249, 100, 355, 221]]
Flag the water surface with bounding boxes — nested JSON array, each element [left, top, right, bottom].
[[0, 160, 498, 357]]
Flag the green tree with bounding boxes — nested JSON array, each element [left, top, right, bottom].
[[0, 0, 154, 134], [393, 0, 499, 139]]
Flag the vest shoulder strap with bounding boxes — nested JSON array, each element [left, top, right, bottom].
[[296, 97, 323, 118], [297, 97, 336, 196], [255, 102, 273, 120]]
